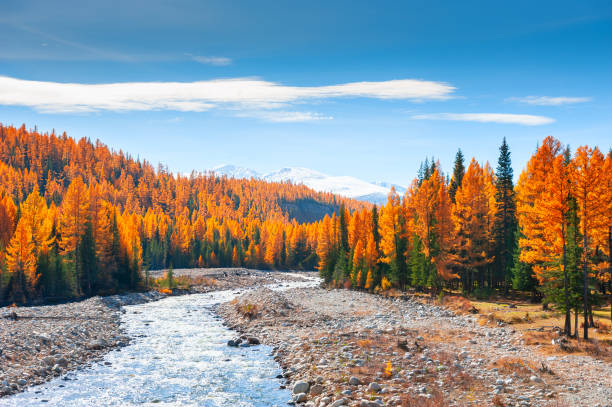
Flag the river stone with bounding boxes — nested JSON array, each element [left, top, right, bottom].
[[56, 357, 69, 367], [330, 398, 347, 406], [368, 382, 382, 392], [17, 379, 27, 386], [310, 384, 324, 396], [87, 339, 107, 350], [349, 376, 361, 385], [360, 401, 382, 407], [43, 356, 56, 366], [293, 380, 310, 394], [227, 338, 241, 347], [247, 337, 260, 345], [294, 392, 308, 403]]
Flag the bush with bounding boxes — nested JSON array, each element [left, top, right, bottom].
[[472, 287, 494, 300]]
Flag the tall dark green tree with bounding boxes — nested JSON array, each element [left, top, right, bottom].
[[79, 222, 97, 296], [371, 206, 382, 284], [540, 196, 584, 337], [449, 149, 465, 203], [493, 138, 517, 292]]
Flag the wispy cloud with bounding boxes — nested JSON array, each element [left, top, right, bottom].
[[508, 96, 591, 106], [188, 54, 232, 66], [412, 113, 554, 126], [237, 111, 333, 122], [0, 76, 456, 114]]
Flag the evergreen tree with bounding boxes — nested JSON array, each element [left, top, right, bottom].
[[79, 222, 97, 296], [540, 196, 585, 337], [449, 149, 465, 203], [493, 137, 517, 292]]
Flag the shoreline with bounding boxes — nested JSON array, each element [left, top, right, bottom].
[[0, 269, 315, 398], [217, 285, 612, 407]]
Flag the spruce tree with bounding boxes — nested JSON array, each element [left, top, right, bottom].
[[449, 149, 465, 203], [493, 138, 517, 292], [79, 222, 97, 296]]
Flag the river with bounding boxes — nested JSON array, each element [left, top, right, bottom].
[[3, 275, 319, 406]]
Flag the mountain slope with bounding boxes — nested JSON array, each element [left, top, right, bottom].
[[211, 165, 405, 205]]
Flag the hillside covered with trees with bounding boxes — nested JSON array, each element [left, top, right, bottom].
[[0, 124, 610, 339], [0, 124, 364, 304], [318, 137, 611, 340]]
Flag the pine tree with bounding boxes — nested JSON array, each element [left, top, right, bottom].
[[79, 222, 97, 296], [511, 227, 536, 294], [492, 138, 517, 292], [449, 149, 465, 203]]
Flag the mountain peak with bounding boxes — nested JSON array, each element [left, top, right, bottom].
[[210, 164, 405, 205]]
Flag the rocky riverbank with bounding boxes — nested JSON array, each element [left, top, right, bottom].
[[218, 287, 612, 407], [0, 269, 314, 398], [0, 291, 164, 397]]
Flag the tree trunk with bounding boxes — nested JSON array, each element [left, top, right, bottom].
[[609, 225, 611, 323], [583, 203, 589, 340], [563, 223, 571, 336], [574, 308, 579, 339]]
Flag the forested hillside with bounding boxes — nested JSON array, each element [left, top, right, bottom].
[[0, 124, 364, 303], [317, 137, 611, 339], [1, 124, 610, 340]]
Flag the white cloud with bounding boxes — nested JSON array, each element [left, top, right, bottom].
[[190, 55, 232, 66], [237, 111, 333, 122], [509, 96, 591, 106], [0, 76, 456, 114], [412, 113, 554, 126]]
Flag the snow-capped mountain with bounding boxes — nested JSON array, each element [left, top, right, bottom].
[[211, 164, 405, 205], [211, 164, 261, 179]]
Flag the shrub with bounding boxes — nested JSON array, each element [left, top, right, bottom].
[[236, 302, 260, 320], [472, 287, 493, 300], [381, 277, 392, 291]]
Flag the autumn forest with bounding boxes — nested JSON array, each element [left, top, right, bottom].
[[0, 124, 610, 339]]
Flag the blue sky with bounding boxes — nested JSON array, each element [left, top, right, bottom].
[[0, 0, 610, 185]]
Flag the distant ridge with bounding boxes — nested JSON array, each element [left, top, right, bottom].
[[211, 164, 406, 205]]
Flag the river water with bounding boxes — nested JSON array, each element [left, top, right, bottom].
[[3, 275, 319, 407]]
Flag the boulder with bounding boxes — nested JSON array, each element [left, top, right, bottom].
[[293, 393, 308, 403], [43, 356, 56, 366], [293, 380, 310, 394], [87, 338, 107, 350], [349, 376, 361, 385], [56, 357, 69, 367], [310, 384, 324, 396], [227, 339, 239, 347], [367, 382, 382, 392]]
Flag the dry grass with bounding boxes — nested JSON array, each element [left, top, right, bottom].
[[490, 357, 537, 376], [442, 295, 477, 314], [400, 388, 448, 407], [235, 302, 260, 320], [492, 394, 506, 407], [523, 331, 556, 346], [357, 339, 374, 348]]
